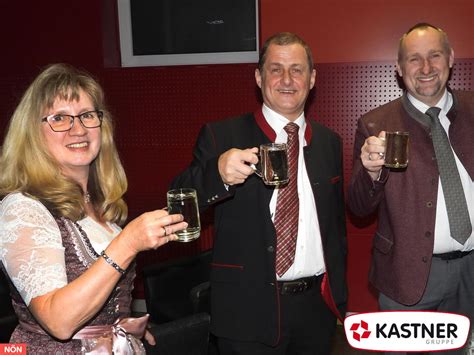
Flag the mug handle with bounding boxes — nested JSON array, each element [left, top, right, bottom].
[[250, 151, 262, 177]]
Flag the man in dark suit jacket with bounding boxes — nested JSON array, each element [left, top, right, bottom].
[[348, 23, 473, 354], [171, 32, 347, 354]]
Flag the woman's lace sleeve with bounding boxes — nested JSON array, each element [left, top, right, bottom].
[[0, 193, 67, 305]]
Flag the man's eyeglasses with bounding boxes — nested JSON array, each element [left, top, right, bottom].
[[41, 110, 103, 132]]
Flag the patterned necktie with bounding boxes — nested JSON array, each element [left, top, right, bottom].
[[274, 122, 300, 276], [426, 107, 472, 245]]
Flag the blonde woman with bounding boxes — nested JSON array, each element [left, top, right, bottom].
[[0, 63, 186, 353]]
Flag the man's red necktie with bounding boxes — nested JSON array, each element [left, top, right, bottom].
[[274, 122, 300, 277]]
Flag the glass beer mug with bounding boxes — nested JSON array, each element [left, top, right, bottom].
[[252, 143, 289, 186]]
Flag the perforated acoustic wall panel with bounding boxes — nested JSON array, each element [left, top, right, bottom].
[[95, 59, 474, 306], [311, 59, 473, 180], [0, 60, 472, 308], [100, 64, 261, 293]]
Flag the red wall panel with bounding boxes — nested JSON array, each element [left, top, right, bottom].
[[260, 0, 474, 63]]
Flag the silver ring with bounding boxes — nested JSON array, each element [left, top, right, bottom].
[[162, 226, 168, 236], [368, 153, 373, 161]]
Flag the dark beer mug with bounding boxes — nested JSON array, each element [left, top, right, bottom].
[[383, 131, 409, 168], [253, 143, 289, 185]]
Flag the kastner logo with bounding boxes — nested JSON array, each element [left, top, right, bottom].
[[344, 311, 470, 352], [349, 320, 371, 341]]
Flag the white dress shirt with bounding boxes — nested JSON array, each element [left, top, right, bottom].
[[408, 90, 473, 253], [261, 104, 326, 280]]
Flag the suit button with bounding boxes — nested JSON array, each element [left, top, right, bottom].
[[425, 231, 432, 238], [426, 201, 433, 208], [422, 256, 428, 263], [369, 189, 375, 197], [267, 246, 275, 253]]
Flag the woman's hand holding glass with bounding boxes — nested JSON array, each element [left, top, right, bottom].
[[119, 210, 188, 254]]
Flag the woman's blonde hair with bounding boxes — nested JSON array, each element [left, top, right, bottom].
[[0, 63, 128, 224]]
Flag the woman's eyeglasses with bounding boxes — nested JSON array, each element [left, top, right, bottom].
[[41, 110, 103, 132]]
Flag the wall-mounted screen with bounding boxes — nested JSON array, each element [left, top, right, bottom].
[[117, 0, 259, 67]]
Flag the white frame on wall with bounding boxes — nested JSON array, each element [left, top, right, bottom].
[[117, 0, 259, 67]]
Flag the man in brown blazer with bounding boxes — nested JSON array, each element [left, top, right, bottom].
[[348, 23, 473, 353]]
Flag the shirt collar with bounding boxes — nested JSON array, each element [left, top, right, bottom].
[[407, 89, 451, 115], [262, 104, 306, 134], [255, 104, 312, 143]]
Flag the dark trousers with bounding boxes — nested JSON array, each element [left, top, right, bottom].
[[217, 276, 337, 355]]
